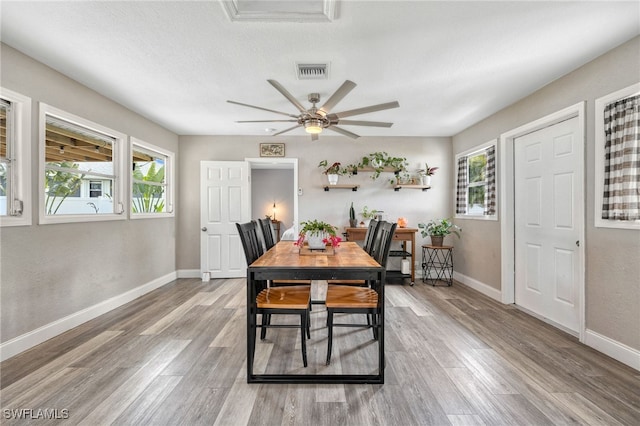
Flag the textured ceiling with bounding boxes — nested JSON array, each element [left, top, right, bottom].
[[1, 1, 639, 138]]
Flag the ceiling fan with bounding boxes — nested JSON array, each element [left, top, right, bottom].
[[227, 80, 399, 140]]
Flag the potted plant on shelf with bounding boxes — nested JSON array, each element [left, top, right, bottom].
[[295, 219, 341, 249], [418, 218, 461, 246], [357, 152, 409, 181], [418, 163, 439, 186], [318, 160, 351, 185]]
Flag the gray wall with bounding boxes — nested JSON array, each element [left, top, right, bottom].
[[177, 136, 452, 271], [452, 36, 640, 350], [0, 44, 179, 342]]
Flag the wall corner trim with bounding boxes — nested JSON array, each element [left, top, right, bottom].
[[584, 329, 640, 372], [0, 271, 177, 362], [177, 269, 201, 279]]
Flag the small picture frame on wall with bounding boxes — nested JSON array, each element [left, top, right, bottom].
[[260, 143, 285, 157]]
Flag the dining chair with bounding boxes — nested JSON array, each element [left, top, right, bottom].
[[324, 221, 397, 365], [327, 219, 381, 287], [257, 217, 312, 289], [236, 221, 311, 367]]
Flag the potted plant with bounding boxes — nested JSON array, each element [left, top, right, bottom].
[[418, 163, 439, 186], [418, 218, 461, 246], [357, 152, 408, 181], [296, 219, 341, 249], [349, 202, 357, 228], [360, 206, 379, 227], [318, 160, 351, 185]]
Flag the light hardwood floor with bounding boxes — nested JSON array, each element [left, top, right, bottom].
[[1, 278, 639, 425]]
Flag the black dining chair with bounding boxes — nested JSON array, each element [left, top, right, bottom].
[[327, 219, 381, 287], [257, 217, 276, 251], [324, 221, 397, 365], [257, 217, 312, 289], [236, 221, 311, 367]]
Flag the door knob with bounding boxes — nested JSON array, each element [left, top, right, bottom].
[[201, 227, 207, 232]]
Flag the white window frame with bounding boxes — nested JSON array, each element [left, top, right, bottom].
[[454, 139, 498, 221], [130, 137, 175, 219], [0, 88, 31, 227], [39, 103, 126, 224], [594, 83, 640, 230]]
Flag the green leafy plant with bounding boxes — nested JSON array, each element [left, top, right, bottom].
[[357, 152, 408, 181], [299, 219, 338, 237], [418, 218, 462, 238], [318, 160, 352, 176], [45, 162, 85, 214], [360, 206, 379, 220], [132, 161, 165, 213]]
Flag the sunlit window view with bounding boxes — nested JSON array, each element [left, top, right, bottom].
[[44, 116, 116, 215], [0, 99, 11, 216], [467, 151, 487, 215], [132, 146, 167, 214]]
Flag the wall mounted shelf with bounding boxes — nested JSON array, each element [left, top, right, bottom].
[[323, 184, 360, 192], [393, 185, 431, 192]]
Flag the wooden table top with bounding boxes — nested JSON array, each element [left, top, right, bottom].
[[250, 241, 381, 270]]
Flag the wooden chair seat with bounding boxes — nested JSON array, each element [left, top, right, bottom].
[[257, 286, 311, 310], [325, 285, 378, 309]]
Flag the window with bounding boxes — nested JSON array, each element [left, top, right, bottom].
[[455, 140, 497, 220], [130, 137, 174, 218], [39, 103, 125, 224], [0, 88, 31, 227], [595, 83, 640, 229]]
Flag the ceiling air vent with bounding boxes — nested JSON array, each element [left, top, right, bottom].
[[296, 63, 329, 80]]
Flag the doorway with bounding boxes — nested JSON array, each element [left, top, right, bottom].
[[199, 158, 298, 279], [500, 103, 585, 340]]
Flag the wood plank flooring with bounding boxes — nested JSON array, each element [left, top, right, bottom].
[[1, 278, 638, 425]]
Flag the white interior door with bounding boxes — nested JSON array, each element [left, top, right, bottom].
[[200, 161, 250, 279], [514, 117, 582, 333]]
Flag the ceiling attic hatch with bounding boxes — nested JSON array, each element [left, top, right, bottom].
[[220, 0, 337, 23], [296, 63, 329, 80]]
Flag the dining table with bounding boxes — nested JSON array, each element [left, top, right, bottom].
[[246, 240, 386, 384]]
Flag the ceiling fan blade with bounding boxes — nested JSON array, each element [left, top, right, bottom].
[[318, 80, 357, 116], [327, 125, 360, 139], [336, 119, 393, 128], [267, 80, 307, 113], [227, 100, 298, 118], [311, 133, 319, 141], [235, 120, 298, 123], [329, 101, 400, 119], [272, 124, 302, 136]]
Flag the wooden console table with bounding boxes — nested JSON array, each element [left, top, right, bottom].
[[346, 227, 417, 285]]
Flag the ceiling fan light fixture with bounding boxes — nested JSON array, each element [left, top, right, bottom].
[[304, 119, 323, 134]]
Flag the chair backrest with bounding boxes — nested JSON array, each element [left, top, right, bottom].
[[362, 219, 380, 255], [236, 221, 264, 265], [257, 218, 275, 250], [372, 221, 397, 267]]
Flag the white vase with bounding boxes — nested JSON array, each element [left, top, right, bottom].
[[306, 232, 326, 249], [423, 175, 431, 186], [327, 174, 339, 185]]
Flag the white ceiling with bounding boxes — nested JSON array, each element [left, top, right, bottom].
[[1, 1, 638, 138]]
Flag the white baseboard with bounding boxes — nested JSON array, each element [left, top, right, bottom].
[[584, 329, 640, 371], [0, 271, 177, 362], [177, 269, 201, 279], [453, 271, 502, 302]]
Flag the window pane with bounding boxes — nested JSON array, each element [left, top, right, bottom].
[[132, 147, 167, 213], [1, 100, 10, 216], [0, 162, 7, 215], [45, 116, 115, 215], [468, 152, 487, 183], [468, 185, 486, 214]]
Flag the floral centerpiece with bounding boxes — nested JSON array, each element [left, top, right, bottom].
[[295, 219, 342, 249]]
